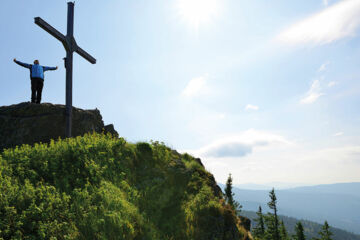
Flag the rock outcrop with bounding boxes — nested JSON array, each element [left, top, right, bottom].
[[0, 102, 117, 150]]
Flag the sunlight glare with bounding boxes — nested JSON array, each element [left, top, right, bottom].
[[176, 0, 220, 29]]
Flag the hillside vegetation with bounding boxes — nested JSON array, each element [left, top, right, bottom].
[[0, 133, 251, 239]]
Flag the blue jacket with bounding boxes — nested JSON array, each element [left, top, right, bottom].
[[15, 60, 57, 80]]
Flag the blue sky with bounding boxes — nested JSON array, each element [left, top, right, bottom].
[[1, 0, 360, 185]]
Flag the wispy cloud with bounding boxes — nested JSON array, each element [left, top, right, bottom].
[[182, 75, 208, 97], [318, 61, 330, 72], [323, 0, 329, 7], [193, 129, 290, 158], [328, 81, 338, 87], [245, 104, 259, 111], [278, 0, 360, 45], [300, 79, 324, 104], [202, 142, 253, 158], [333, 132, 344, 137]]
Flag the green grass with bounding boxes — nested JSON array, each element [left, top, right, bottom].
[[0, 133, 248, 240]]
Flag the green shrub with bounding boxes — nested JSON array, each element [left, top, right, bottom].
[[0, 133, 247, 239]]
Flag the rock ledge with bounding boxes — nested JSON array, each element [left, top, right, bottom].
[[0, 102, 117, 150]]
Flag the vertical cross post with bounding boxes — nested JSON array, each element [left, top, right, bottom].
[[65, 2, 74, 137], [34, 1, 96, 138]]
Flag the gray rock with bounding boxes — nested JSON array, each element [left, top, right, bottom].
[[0, 102, 118, 150]]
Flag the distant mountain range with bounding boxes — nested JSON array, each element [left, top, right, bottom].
[[219, 182, 360, 234], [233, 182, 312, 190], [241, 210, 360, 240]]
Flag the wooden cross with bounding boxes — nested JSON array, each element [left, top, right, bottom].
[[34, 2, 96, 137]]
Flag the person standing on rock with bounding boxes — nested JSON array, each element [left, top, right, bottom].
[[13, 58, 58, 104]]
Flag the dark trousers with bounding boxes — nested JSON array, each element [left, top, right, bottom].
[[31, 78, 44, 104]]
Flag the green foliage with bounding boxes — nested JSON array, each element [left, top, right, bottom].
[[242, 210, 360, 240], [183, 185, 244, 240], [264, 189, 280, 240], [279, 221, 289, 240], [0, 133, 247, 239], [294, 222, 306, 240], [224, 173, 242, 215], [0, 177, 77, 239], [253, 206, 266, 239], [317, 221, 333, 240]]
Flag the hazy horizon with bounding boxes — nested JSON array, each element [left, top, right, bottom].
[[219, 181, 360, 190]]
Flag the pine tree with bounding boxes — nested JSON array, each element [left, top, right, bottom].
[[224, 174, 235, 207], [264, 188, 280, 240], [224, 173, 242, 214], [279, 220, 289, 240], [294, 222, 306, 240], [253, 206, 266, 239], [318, 221, 333, 240]]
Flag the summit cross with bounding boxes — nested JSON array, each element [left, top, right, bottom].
[[34, 2, 96, 137]]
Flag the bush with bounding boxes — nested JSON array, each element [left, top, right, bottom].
[[0, 133, 247, 239]]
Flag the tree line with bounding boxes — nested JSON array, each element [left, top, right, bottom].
[[224, 174, 333, 240]]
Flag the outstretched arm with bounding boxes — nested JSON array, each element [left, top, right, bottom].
[[13, 58, 31, 69], [43, 66, 58, 71]]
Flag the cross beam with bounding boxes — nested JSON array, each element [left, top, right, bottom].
[[34, 2, 96, 137]]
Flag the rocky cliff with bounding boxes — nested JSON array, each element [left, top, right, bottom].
[[0, 102, 117, 150]]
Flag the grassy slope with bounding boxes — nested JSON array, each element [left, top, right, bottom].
[[0, 133, 250, 240], [241, 210, 360, 240]]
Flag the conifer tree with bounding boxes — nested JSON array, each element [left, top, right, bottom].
[[224, 173, 242, 214], [279, 220, 289, 240], [224, 174, 235, 207], [253, 206, 265, 239], [264, 188, 280, 240], [318, 221, 333, 240], [294, 222, 306, 240]]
